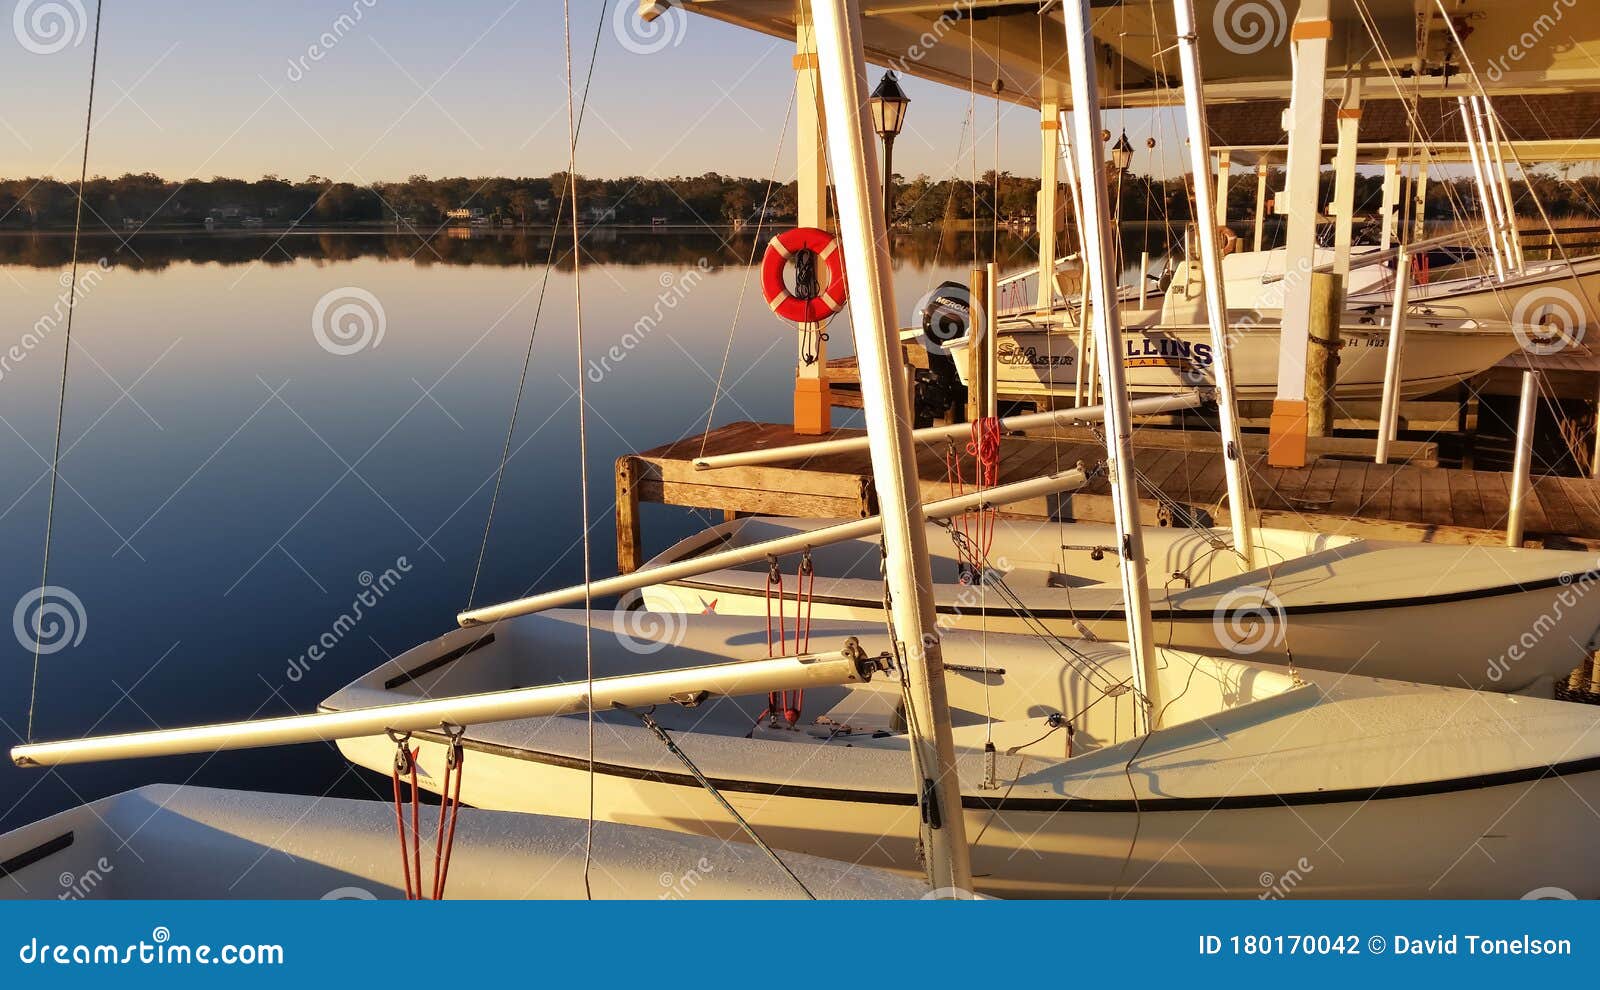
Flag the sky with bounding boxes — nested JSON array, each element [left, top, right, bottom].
[[0, 0, 1105, 185]]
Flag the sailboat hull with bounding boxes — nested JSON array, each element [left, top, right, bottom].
[[0, 784, 927, 900], [640, 520, 1600, 692], [324, 612, 1600, 899], [334, 730, 1600, 898]]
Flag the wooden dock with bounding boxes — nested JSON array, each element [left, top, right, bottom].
[[615, 420, 1600, 572]]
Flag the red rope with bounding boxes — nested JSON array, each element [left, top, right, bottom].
[[788, 552, 815, 724], [392, 727, 469, 900], [970, 417, 1001, 560], [389, 732, 417, 900], [947, 418, 1002, 576], [762, 558, 785, 724], [432, 731, 466, 900], [408, 754, 420, 896]]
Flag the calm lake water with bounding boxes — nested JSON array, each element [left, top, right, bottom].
[[0, 226, 1070, 831]]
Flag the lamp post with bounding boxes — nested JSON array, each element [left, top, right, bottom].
[[1110, 130, 1134, 273], [869, 70, 910, 228]]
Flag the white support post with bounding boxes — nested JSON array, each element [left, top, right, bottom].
[[793, 17, 831, 434], [1268, 0, 1332, 468], [1379, 153, 1400, 252], [1061, 0, 1164, 730], [1137, 249, 1150, 308], [1374, 247, 1411, 465], [1253, 157, 1270, 252], [1174, 0, 1255, 567], [1459, 96, 1508, 281], [1037, 102, 1061, 311], [1507, 369, 1539, 548], [1412, 156, 1430, 242], [1330, 78, 1362, 282], [1215, 149, 1231, 227], [809, 0, 973, 896]]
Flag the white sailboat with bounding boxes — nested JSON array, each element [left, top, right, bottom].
[[0, 784, 926, 900], [636, 519, 1600, 693], [315, 609, 1600, 898]]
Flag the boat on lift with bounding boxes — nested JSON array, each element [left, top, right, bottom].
[[1350, 254, 1600, 333], [946, 247, 1523, 402]]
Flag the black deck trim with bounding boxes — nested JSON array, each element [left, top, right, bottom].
[[670, 570, 1600, 623], [0, 831, 73, 880], [383, 633, 496, 690], [389, 725, 1600, 815]]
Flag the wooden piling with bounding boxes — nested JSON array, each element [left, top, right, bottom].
[[1306, 271, 1343, 437], [965, 266, 989, 422], [615, 456, 643, 574]]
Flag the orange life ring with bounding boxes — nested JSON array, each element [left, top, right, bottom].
[[761, 227, 848, 324]]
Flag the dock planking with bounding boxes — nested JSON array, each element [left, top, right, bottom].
[[616, 420, 1600, 570]]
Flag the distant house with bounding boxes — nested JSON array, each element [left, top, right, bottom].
[[446, 207, 486, 223], [582, 204, 616, 224]]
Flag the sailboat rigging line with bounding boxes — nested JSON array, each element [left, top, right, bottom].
[[936, 523, 1126, 695], [1428, 1, 1579, 287], [28, 0, 104, 744], [559, 0, 598, 903], [626, 707, 815, 900], [465, 1, 605, 612], [968, 14, 978, 269], [876, 553, 937, 839], [698, 87, 796, 459]]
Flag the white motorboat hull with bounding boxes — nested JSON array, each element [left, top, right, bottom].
[[949, 318, 1520, 401], [0, 784, 927, 900], [1350, 254, 1600, 331], [640, 520, 1600, 692], [326, 611, 1600, 899]]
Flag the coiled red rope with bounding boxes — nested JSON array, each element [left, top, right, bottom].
[[946, 417, 1003, 577]]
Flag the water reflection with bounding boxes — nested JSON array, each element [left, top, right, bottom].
[[0, 225, 1176, 273]]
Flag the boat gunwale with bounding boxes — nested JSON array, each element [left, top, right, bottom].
[[334, 716, 1600, 815]]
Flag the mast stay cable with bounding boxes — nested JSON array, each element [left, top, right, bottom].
[[27, 0, 105, 743]]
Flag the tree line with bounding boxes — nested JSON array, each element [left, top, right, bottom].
[[0, 168, 1594, 230]]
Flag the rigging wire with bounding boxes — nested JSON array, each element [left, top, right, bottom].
[[559, 0, 598, 902], [28, 0, 104, 743], [465, 1, 606, 611], [628, 707, 815, 899]]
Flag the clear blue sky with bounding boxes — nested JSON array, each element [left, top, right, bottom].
[[0, 0, 1093, 184]]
